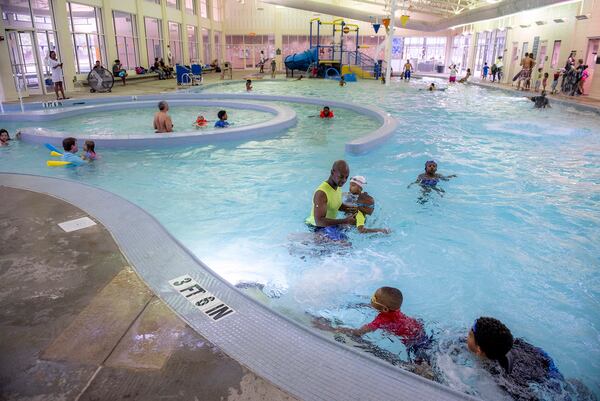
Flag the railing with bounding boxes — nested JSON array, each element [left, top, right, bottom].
[[343, 51, 386, 80]]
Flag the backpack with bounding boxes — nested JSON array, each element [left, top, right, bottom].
[[135, 66, 147, 74], [491, 64, 498, 73]]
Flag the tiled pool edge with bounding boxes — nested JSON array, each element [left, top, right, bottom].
[[0, 92, 398, 155], [0, 172, 480, 401]]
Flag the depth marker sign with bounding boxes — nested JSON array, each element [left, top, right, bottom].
[[169, 275, 235, 321]]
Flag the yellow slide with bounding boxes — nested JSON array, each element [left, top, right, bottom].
[[341, 65, 374, 79]]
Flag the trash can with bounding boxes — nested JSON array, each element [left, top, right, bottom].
[[436, 65, 444, 73]]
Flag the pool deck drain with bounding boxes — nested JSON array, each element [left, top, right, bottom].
[[0, 184, 295, 401], [0, 173, 480, 401]]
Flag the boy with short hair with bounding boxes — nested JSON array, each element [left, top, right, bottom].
[[551, 69, 561, 94], [61, 137, 85, 166], [214, 110, 230, 128], [313, 287, 427, 352], [246, 79, 252, 91]]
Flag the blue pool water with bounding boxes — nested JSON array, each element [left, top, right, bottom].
[[1, 79, 599, 399], [0, 105, 273, 136]]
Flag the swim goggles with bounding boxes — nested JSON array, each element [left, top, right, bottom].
[[370, 293, 388, 311], [355, 203, 375, 208]]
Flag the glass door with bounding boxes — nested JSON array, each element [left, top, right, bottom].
[[6, 30, 44, 96]]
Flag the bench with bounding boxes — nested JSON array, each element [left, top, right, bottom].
[[77, 70, 160, 87]]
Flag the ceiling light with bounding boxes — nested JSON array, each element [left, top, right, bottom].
[[535, 20, 546, 25], [519, 24, 530, 28], [553, 18, 566, 23], [575, 14, 590, 20]]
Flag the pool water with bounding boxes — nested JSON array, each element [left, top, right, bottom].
[[2, 105, 273, 136], [1, 79, 599, 399]]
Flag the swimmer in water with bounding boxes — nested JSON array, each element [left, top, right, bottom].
[[153, 101, 173, 133], [343, 175, 366, 206], [530, 90, 551, 108], [339, 76, 346, 86], [465, 317, 594, 400], [320, 106, 334, 119], [409, 160, 456, 187], [312, 287, 429, 363], [81, 140, 97, 161], [428, 83, 436, 91], [296, 75, 303, 81], [354, 192, 391, 234], [195, 115, 208, 127], [214, 110, 230, 128], [0, 129, 10, 146], [246, 79, 252, 91]]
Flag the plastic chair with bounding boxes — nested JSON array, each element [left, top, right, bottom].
[[191, 64, 203, 84]]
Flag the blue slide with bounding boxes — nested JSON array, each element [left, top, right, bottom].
[[284, 48, 318, 71]]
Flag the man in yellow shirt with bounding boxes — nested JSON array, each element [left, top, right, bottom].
[[306, 160, 356, 240]]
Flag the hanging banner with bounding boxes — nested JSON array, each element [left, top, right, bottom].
[[400, 15, 410, 27], [382, 18, 390, 28], [372, 23, 381, 33]]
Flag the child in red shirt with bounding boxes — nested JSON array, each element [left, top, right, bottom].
[[320, 106, 334, 118], [314, 287, 427, 348]]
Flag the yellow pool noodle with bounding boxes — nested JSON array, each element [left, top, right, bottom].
[[47, 160, 72, 167], [50, 151, 63, 157]]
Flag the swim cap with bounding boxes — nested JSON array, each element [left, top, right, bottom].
[[425, 160, 437, 170], [350, 176, 367, 189]]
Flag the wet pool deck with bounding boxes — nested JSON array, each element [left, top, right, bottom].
[[0, 186, 296, 401]]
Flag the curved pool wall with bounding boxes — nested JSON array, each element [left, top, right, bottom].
[[0, 92, 398, 154], [13, 100, 297, 149], [0, 172, 480, 401]]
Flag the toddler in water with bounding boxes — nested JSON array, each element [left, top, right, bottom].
[[410, 160, 456, 187], [82, 140, 97, 161], [246, 79, 252, 91], [343, 175, 365, 205], [354, 193, 390, 234], [195, 115, 208, 127]]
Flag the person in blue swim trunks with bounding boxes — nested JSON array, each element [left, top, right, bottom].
[[306, 160, 356, 241], [409, 160, 456, 187]]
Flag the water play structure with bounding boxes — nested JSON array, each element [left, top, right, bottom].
[[284, 18, 385, 80]]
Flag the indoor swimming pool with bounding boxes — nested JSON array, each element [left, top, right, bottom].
[[1, 79, 599, 399]]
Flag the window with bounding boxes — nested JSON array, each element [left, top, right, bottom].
[[145, 0, 160, 4], [67, 2, 105, 73], [168, 21, 182, 65], [187, 25, 198, 63], [451, 34, 471, 72], [113, 11, 138, 69], [551, 40, 561, 68], [200, 0, 207, 18], [213, 30, 221, 63], [202, 28, 211, 64], [403, 37, 425, 61], [212, 0, 220, 21], [424, 37, 446, 64], [145, 17, 163, 65], [185, 0, 195, 14], [2, 0, 54, 29], [492, 29, 506, 63], [166, 0, 179, 9]]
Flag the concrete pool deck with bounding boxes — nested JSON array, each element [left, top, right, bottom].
[[0, 185, 296, 401]]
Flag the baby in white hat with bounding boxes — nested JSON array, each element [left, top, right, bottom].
[[343, 175, 367, 206]]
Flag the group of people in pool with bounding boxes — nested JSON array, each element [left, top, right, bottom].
[[306, 160, 593, 400], [153, 101, 231, 133], [56, 137, 97, 166]]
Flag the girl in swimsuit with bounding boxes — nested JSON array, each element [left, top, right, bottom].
[[408, 160, 456, 187]]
